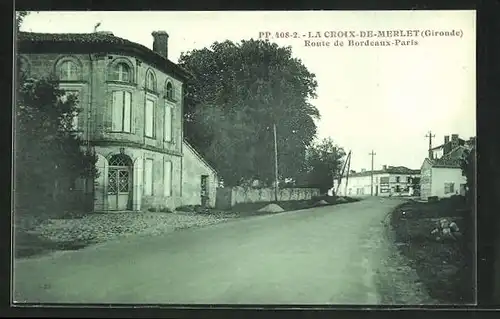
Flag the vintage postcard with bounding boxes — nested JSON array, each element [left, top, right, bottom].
[[13, 10, 476, 306]]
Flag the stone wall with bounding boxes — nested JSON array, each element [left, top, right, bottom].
[[216, 187, 320, 209]]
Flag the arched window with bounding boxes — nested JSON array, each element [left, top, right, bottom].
[[146, 71, 156, 91], [165, 81, 174, 100], [58, 60, 79, 81], [109, 153, 132, 167], [110, 62, 131, 82]]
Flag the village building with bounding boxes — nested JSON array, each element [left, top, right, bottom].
[[420, 134, 475, 200], [333, 165, 421, 197], [17, 30, 219, 211]]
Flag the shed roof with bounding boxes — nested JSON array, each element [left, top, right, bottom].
[[183, 140, 218, 176]]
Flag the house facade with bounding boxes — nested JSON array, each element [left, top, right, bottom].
[[333, 165, 421, 197], [17, 30, 217, 211], [420, 134, 475, 200]]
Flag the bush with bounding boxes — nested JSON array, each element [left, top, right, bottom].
[[428, 196, 439, 202]]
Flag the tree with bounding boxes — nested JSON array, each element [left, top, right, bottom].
[[297, 137, 346, 194], [460, 146, 476, 206], [411, 176, 421, 196], [179, 39, 319, 187], [15, 51, 97, 217], [15, 11, 29, 31]]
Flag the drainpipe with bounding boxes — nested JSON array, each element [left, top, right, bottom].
[[88, 53, 95, 211], [180, 82, 184, 201]]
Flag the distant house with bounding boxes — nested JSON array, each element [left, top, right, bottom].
[[420, 134, 475, 200], [333, 165, 421, 197]]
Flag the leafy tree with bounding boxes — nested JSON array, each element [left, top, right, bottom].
[[411, 176, 421, 196], [460, 146, 476, 206], [296, 137, 346, 194], [15, 11, 29, 31], [15, 40, 97, 216], [179, 39, 319, 187]]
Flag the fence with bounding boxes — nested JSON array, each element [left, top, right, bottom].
[[215, 186, 321, 209]]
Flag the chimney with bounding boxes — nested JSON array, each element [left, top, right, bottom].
[[152, 31, 169, 59], [382, 165, 387, 170], [451, 134, 459, 149], [444, 135, 450, 144]]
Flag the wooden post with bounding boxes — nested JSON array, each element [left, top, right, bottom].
[[369, 150, 376, 196]]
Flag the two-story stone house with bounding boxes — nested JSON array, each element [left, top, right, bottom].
[[17, 30, 218, 212], [333, 165, 420, 197], [420, 134, 475, 200]]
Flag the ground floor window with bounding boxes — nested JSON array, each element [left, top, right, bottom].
[[164, 160, 172, 197], [444, 182, 455, 194], [144, 158, 154, 196]]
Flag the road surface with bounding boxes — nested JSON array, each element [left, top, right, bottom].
[[13, 198, 421, 305]]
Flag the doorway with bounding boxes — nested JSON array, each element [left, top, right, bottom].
[[107, 154, 133, 210]]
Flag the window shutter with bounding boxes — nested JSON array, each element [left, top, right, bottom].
[[145, 99, 154, 137], [144, 159, 153, 196], [164, 104, 172, 142], [112, 91, 124, 131], [164, 160, 172, 197], [123, 92, 132, 132]]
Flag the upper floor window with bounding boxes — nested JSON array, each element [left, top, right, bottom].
[[60, 90, 80, 131], [165, 81, 174, 101], [395, 176, 400, 183], [146, 71, 156, 92], [58, 60, 79, 81], [110, 62, 131, 82], [164, 102, 172, 142], [145, 98, 155, 138], [111, 90, 132, 132]]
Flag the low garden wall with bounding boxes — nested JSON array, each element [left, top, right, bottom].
[[215, 186, 321, 209]]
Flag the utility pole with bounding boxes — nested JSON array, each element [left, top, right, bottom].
[[273, 123, 279, 202], [425, 130, 435, 159], [344, 151, 352, 196], [369, 150, 376, 196]]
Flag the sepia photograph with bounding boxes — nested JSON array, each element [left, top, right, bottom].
[[13, 10, 476, 305]]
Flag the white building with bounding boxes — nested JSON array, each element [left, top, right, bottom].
[[420, 134, 475, 200], [333, 166, 420, 197]]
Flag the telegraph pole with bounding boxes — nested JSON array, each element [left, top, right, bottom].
[[369, 150, 376, 196], [425, 130, 435, 159], [273, 123, 279, 202]]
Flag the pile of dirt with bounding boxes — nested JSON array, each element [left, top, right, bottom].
[[257, 203, 285, 213], [314, 200, 329, 206]]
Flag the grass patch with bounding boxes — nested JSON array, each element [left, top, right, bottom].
[[14, 231, 90, 258], [389, 196, 474, 304]]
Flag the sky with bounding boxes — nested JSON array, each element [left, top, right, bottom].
[[19, 10, 476, 172]]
